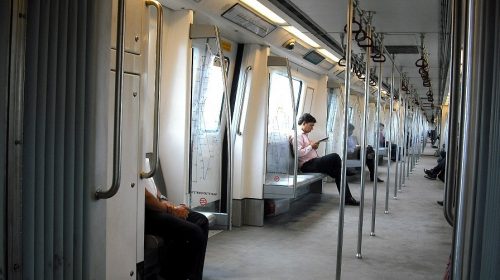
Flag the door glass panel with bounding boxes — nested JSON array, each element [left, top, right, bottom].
[[265, 72, 296, 189], [189, 39, 227, 211], [326, 88, 338, 153]]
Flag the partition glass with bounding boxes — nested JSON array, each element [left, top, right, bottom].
[[326, 88, 339, 154], [265, 71, 300, 191], [189, 38, 227, 212]]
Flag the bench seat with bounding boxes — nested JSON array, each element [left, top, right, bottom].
[[346, 159, 362, 168], [263, 173, 325, 199]]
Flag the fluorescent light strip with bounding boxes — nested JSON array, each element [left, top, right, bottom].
[[317, 49, 340, 62], [241, 0, 287, 25], [283, 26, 320, 48]]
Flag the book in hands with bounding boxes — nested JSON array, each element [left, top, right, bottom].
[[317, 137, 329, 142]]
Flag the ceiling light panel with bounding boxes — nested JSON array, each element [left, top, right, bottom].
[[317, 49, 340, 62], [283, 26, 320, 48], [240, 0, 287, 25]]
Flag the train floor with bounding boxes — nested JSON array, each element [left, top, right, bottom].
[[204, 143, 452, 280]]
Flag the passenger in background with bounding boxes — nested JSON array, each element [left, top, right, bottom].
[[291, 113, 360, 206], [145, 177, 209, 280], [424, 150, 446, 182], [378, 123, 386, 147], [347, 123, 384, 182]]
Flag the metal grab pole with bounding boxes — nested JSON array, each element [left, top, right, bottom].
[[140, 0, 163, 179], [286, 60, 298, 199], [402, 101, 406, 182], [394, 77, 401, 197], [407, 106, 412, 177], [384, 56, 395, 213], [444, 0, 462, 227], [95, 0, 125, 199], [336, 0, 354, 278], [215, 27, 233, 230], [401, 97, 406, 188], [371, 36, 383, 237], [356, 14, 372, 260], [453, 0, 476, 275]]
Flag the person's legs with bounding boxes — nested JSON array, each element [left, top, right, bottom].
[[301, 154, 356, 202], [145, 209, 209, 280], [426, 159, 446, 177]]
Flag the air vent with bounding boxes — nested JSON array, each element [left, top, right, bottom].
[[221, 4, 277, 38], [303, 50, 325, 65], [385, 45, 420, 54], [318, 59, 334, 70], [268, 0, 343, 55]]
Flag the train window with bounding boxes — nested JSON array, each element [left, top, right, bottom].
[[326, 88, 338, 153], [268, 72, 302, 132], [348, 106, 353, 123], [237, 66, 252, 135], [191, 46, 230, 132], [326, 89, 338, 133], [293, 79, 302, 115], [269, 72, 302, 114]]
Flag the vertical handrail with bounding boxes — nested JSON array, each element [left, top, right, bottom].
[[285, 60, 298, 199], [95, 0, 125, 199], [401, 98, 407, 187], [336, 0, 353, 278], [371, 37, 383, 236], [444, 0, 461, 227], [453, 0, 476, 276], [141, 0, 163, 179], [394, 76, 401, 197], [385, 55, 395, 214], [214, 27, 233, 230], [356, 14, 372, 259], [236, 66, 252, 136]]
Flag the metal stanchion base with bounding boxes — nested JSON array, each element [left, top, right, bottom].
[[393, 196, 398, 199], [370, 232, 376, 236], [384, 210, 389, 214], [356, 253, 363, 259]]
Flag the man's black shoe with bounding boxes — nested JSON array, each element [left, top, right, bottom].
[[425, 175, 437, 180], [377, 177, 384, 183], [345, 197, 360, 206], [437, 201, 443, 206]]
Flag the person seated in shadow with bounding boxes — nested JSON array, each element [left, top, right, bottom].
[[378, 123, 386, 147], [290, 113, 360, 206], [144, 176, 209, 280], [347, 123, 384, 182], [424, 150, 446, 182]]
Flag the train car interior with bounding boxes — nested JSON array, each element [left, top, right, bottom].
[[2, 0, 499, 279]]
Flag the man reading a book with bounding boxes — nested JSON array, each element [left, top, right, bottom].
[[290, 113, 359, 206]]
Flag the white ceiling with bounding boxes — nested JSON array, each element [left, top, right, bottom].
[[163, 0, 443, 118]]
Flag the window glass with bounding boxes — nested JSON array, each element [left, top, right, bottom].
[[327, 89, 338, 132], [237, 68, 252, 134], [268, 72, 299, 132]]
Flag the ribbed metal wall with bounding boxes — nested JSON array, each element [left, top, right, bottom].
[[1, 1, 10, 279], [453, 0, 500, 279], [21, 0, 108, 279], [468, 0, 500, 278]]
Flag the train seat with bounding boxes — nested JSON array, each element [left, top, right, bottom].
[[263, 140, 325, 199]]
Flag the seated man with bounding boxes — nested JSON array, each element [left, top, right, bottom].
[[290, 113, 359, 206], [347, 123, 384, 182], [144, 176, 209, 280], [424, 151, 446, 181], [378, 123, 386, 147]]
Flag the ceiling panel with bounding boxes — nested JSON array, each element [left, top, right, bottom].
[[286, 0, 442, 117]]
